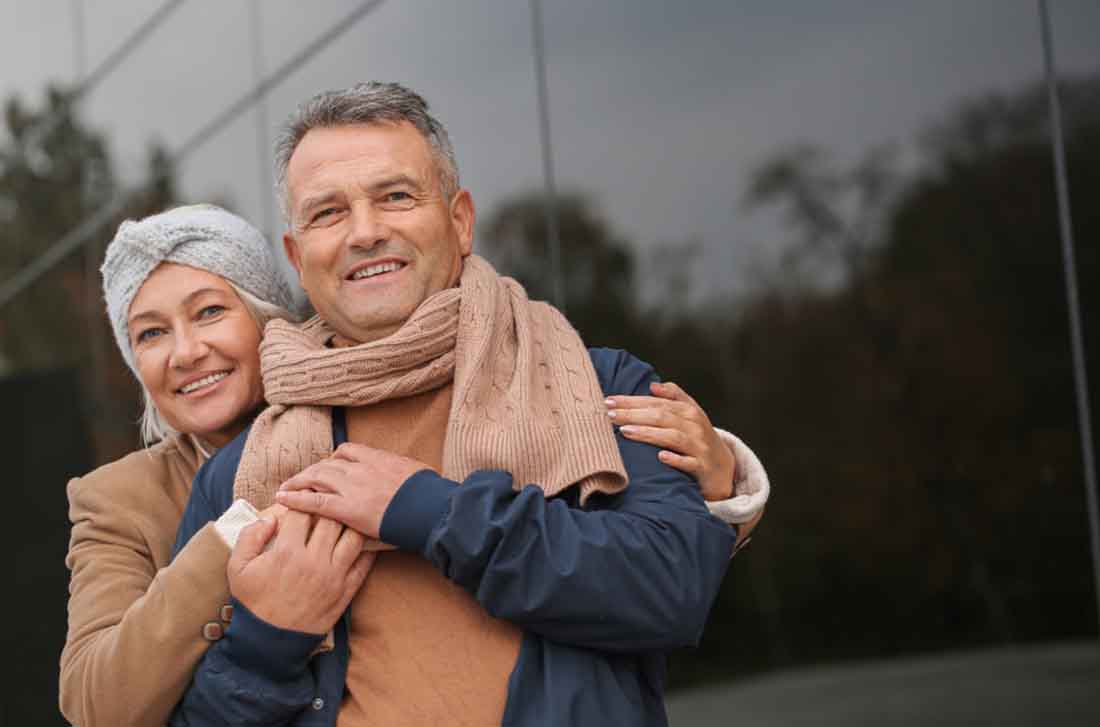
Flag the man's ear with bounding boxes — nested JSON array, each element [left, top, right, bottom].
[[450, 189, 475, 257], [283, 232, 303, 279]]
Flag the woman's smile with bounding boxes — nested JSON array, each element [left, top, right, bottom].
[[128, 263, 265, 447]]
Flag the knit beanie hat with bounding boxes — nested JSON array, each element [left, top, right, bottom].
[[102, 203, 296, 377]]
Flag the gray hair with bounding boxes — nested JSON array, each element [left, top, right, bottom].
[[138, 281, 299, 448], [274, 82, 460, 223]]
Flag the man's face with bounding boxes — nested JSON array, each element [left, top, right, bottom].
[[283, 121, 474, 345]]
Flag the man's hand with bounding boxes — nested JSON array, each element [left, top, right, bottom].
[[228, 509, 375, 634], [275, 443, 429, 539]]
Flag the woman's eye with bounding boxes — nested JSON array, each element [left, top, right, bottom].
[[136, 328, 163, 344], [198, 305, 225, 319]]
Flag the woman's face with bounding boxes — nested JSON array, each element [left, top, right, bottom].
[[128, 263, 265, 447]]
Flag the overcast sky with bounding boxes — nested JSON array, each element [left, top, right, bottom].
[[3, 1, 1099, 298]]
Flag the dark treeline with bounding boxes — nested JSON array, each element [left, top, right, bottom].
[[2, 87, 175, 459], [481, 75, 1100, 686], [3, 88, 177, 726], [3, 74, 1098, 715]]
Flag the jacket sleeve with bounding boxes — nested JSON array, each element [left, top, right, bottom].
[[168, 434, 323, 727], [167, 601, 323, 727], [60, 475, 231, 727], [380, 349, 738, 652]]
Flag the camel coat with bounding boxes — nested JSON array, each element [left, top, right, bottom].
[[60, 434, 231, 727]]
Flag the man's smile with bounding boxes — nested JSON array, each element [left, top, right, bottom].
[[349, 260, 407, 280], [345, 258, 408, 283]]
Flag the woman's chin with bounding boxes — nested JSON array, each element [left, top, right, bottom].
[[192, 421, 247, 449], [173, 406, 253, 448], [159, 379, 265, 447]]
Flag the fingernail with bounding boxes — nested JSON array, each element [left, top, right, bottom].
[[274, 491, 286, 501], [620, 425, 636, 434], [604, 398, 616, 408], [607, 410, 618, 419]]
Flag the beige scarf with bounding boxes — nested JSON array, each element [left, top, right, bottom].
[[233, 255, 627, 510]]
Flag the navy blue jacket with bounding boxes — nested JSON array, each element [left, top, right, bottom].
[[169, 349, 736, 726]]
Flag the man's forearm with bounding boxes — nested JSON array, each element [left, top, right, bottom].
[[381, 457, 736, 652]]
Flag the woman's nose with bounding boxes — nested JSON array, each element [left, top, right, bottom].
[[168, 328, 209, 368]]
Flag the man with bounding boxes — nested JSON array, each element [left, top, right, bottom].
[[170, 82, 740, 726]]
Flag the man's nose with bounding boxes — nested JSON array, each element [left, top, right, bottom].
[[346, 202, 390, 252], [169, 328, 209, 369]]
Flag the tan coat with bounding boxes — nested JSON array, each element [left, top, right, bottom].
[[61, 434, 231, 727]]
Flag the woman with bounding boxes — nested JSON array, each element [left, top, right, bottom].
[[60, 204, 767, 727]]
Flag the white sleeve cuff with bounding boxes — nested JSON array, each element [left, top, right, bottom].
[[706, 429, 771, 524], [213, 499, 261, 549]]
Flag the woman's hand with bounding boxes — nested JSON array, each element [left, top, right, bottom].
[[606, 381, 735, 501]]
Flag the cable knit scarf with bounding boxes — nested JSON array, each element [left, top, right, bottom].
[[233, 255, 627, 510]]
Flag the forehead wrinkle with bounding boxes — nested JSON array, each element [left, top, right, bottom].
[[292, 156, 379, 212]]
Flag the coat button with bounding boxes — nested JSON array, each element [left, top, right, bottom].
[[219, 604, 234, 623], [312, 697, 325, 711], [202, 622, 224, 641]]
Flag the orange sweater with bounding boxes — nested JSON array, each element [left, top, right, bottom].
[[339, 384, 522, 727]]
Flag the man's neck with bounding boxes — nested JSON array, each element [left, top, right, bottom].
[[330, 325, 396, 349], [325, 275, 464, 349]]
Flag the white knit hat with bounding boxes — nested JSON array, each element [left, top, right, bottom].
[[101, 204, 295, 377]]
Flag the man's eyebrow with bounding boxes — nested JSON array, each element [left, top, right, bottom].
[[367, 174, 423, 193], [295, 175, 425, 217], [297, 191, 341, 215]]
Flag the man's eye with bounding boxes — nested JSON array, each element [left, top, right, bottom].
[[382, 191, 415, 206], [311, 207, 339, 224]]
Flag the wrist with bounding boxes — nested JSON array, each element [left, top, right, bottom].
[[223, 599, 324, 679], [233, 588, 334, 636], [379, 469, 457, 554], [701, 470, 735, 502]]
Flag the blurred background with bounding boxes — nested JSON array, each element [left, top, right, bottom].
[[4, 1, 1099, 725]]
